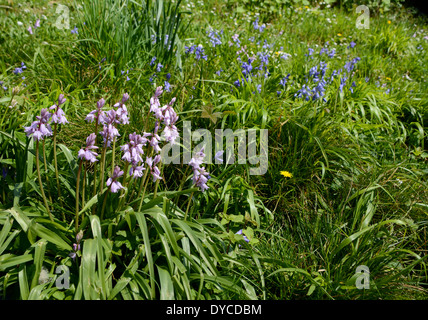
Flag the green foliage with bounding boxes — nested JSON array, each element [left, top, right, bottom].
[[0, 0, 427, 300], [74, 0, 189, 77]]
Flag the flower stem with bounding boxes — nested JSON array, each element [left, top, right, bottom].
[[184, 191, 194, 221], [137, 169, 150, 212], [36, 140, 53, 221], [111, 137, 116, 176], [153, 164, 163, 199], [100, 189, 109, 221], [42, 140, 53, 204], [99, 142, 107, 193], [53, 123, 64, 220], [91, 123, 98, 215], [82, 161, 87, 209], [118, 162, 129, 210], [174, 165, 190, 204], [75, 160, 83, 233]]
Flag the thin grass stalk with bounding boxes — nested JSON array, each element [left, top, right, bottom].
[[0, 90, 16, 129]]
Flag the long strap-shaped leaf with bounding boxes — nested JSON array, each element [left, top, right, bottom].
[[135, 211, 156, 299]]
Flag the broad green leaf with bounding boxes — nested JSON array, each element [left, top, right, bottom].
[[29, 223, 72, 251], [0, 254, 33, 271], [157, 266, 175, 300], [31, 240, 47, 290], [18, 265, 30, 300]]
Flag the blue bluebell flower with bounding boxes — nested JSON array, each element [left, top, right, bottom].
[[319, 47, 328, 55], [185, 44, 196, 55], [306, 48, 314, 57], [13, 62, 26, 75], [231, 34, 240, 47], [349, 81, 356, 93], [348, 41, 356, 49], [194, 45, 207, 60], [279, 74, 290, 87], [339, 76, 347, 92], [253, 17, 266, 32], [164, 81, 171, 92], [207, 28, 222, 47], [241, 59, 253, 77]]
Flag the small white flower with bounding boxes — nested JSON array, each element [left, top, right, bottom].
[[8, 99, 18, 109], [38, 266, 51, 285]]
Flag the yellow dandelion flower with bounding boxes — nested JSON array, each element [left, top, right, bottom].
[[305, 5, 309, 9], [387, 20, 391, 24], [280, 171, 293, 178], [337, 33, 342, 36], [386, 77, 391, 81]]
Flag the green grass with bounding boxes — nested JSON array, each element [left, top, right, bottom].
[[0, 0, 427, 300]]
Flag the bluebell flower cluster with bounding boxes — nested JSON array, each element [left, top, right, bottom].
[[13, 62, 26, 75], [121, 69, 132, 81], [207, 28, 223, 47], [295, 61, 329, 102], [194, 44, 207, 61], [185, 44, 196, 55], [231, 34, 240, 48], [150, 56, 157, 66], [279, 74, 290, 88], [253, 17, 266, 32], [185, 44, 207, 61]]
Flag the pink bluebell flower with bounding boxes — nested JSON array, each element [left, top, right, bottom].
[[106, 166, 124, 193], [24, 108, 53, 141], [78, 133, 98, 163], [189, 148, 211, 192], [85, 98, 106, 124], [50, 94, 68, 124]]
